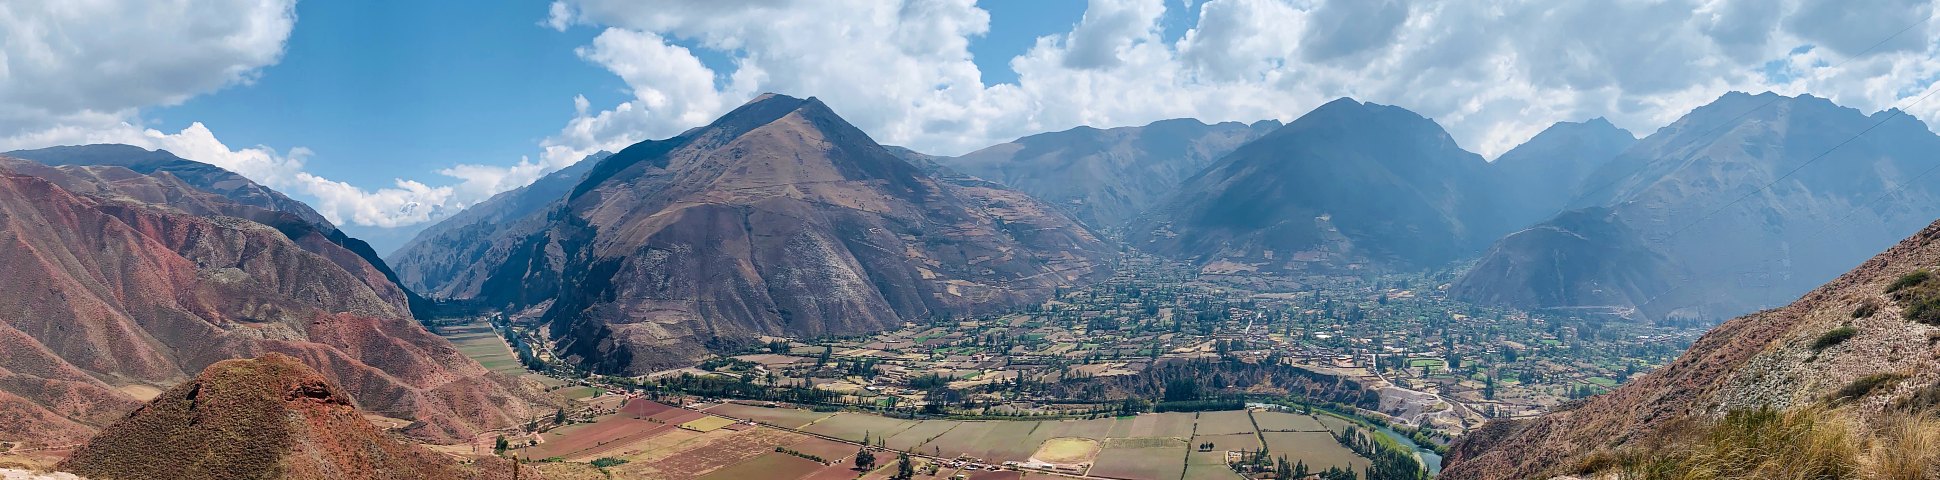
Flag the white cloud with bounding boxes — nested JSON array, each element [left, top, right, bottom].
[[0, 119, 458, 228], [0, 0, 295, 134], [543, 0, 1940, 162], [12, 0, 1940, 231]]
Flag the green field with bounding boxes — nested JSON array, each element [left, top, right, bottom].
[[556, 386, 604, 400]]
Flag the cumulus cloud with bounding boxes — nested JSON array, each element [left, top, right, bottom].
[[0, 0, 295, 134], [0, 0, 468, 228], [543, 0, 1940, 163], [13, 0, 1940, 230]]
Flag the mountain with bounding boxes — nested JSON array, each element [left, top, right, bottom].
[[389, 151, 610, 294], [58, 354, 511, 480], [0, 153, 545, 449], [942, 118, 1280, 229], [1127, 98, 1504, 274], [392, 93, 1112, 373], [1442, 218, 1940, 479], [1455, 92, 1940, 321], [5, 144, 335, 228], [1485, 118, 1636, 229], [5, 144, 434, 316]]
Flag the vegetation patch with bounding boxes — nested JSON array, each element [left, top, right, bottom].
[[1886, 269, 1932, 294], [589, 457, 627, 468], [1582, 407, 1940, 480], [1830, 373, 1907, 403], [1811, 326, 1858, 351], [1852, 300, 1879, 319], [1885, 269, 1940, 325]]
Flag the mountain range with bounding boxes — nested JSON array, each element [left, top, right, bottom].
[[1126, 98, 1515, 274], [941, 118, 1280, 230], [1456, 92, 1940, 321], [390, 94, 1112, 373]]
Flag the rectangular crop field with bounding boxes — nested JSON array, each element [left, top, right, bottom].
[[703, 403, 836, 429], [696, 451, 823, 480], [801, 413, 919, 443], [1250, 411, 1326, 432], [680, 415, 737, 432], [1183, 464, 1244, 480], [1088, 437, 1188, 480], [1259, 431, 1368, 472], [883, 420, 961, 451], [1192, 410, 1256, 436]]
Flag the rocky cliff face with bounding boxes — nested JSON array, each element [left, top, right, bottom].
[[59, 354, 510, 480], [943, 118, 1280, 230], [1128, 98, 1505, 274], [0, 154, 545, 449], [394, 94, 1113, 373], [1456, 92, 1940, 322], [1443, 218, 1940, 479]]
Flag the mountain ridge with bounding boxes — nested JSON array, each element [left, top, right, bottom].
[[393, 93, 1113, 373]]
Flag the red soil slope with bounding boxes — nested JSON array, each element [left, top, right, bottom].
[[0, 159, 547, 449]]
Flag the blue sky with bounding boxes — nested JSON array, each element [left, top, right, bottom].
[[145, 1, 1101, 193], [147, 1, 622, 188], [3, 0, 1936, 253]]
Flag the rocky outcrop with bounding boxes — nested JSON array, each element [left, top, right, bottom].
[[59, 354, 509, 480]]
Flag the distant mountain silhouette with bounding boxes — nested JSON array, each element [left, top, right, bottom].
[[1128, 98, 1509, 273], [943, 118, 1280, 229], [1456, 92, 1940, 321]]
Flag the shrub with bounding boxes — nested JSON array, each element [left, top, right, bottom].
[[1887, 270, 1931, 294], [1830, 373, 1907, 403], [1605, 407, 1858, 480], [1906, 297, 1940, 325], [1852, 300, 1879, 319], [1811, 327, 1858, 351], [590, 457, 628, 468]]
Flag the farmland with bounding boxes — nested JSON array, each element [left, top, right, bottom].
[[513, 397, 1399, 480], [513, 394, 1399, 478]]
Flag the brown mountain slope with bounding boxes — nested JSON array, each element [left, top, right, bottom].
[[0, 159, 545, 449], [1442, 218, 1940, 479], [397, 94, 1113, 373], [58, 354, 510, 480], [6, 145, 436, 317]]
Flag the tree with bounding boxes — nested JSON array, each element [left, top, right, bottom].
[[854, 446, 877, 471], [493, 435, 509, 455], [554, 408, 568, 425], [892, 453, 914, 480]]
